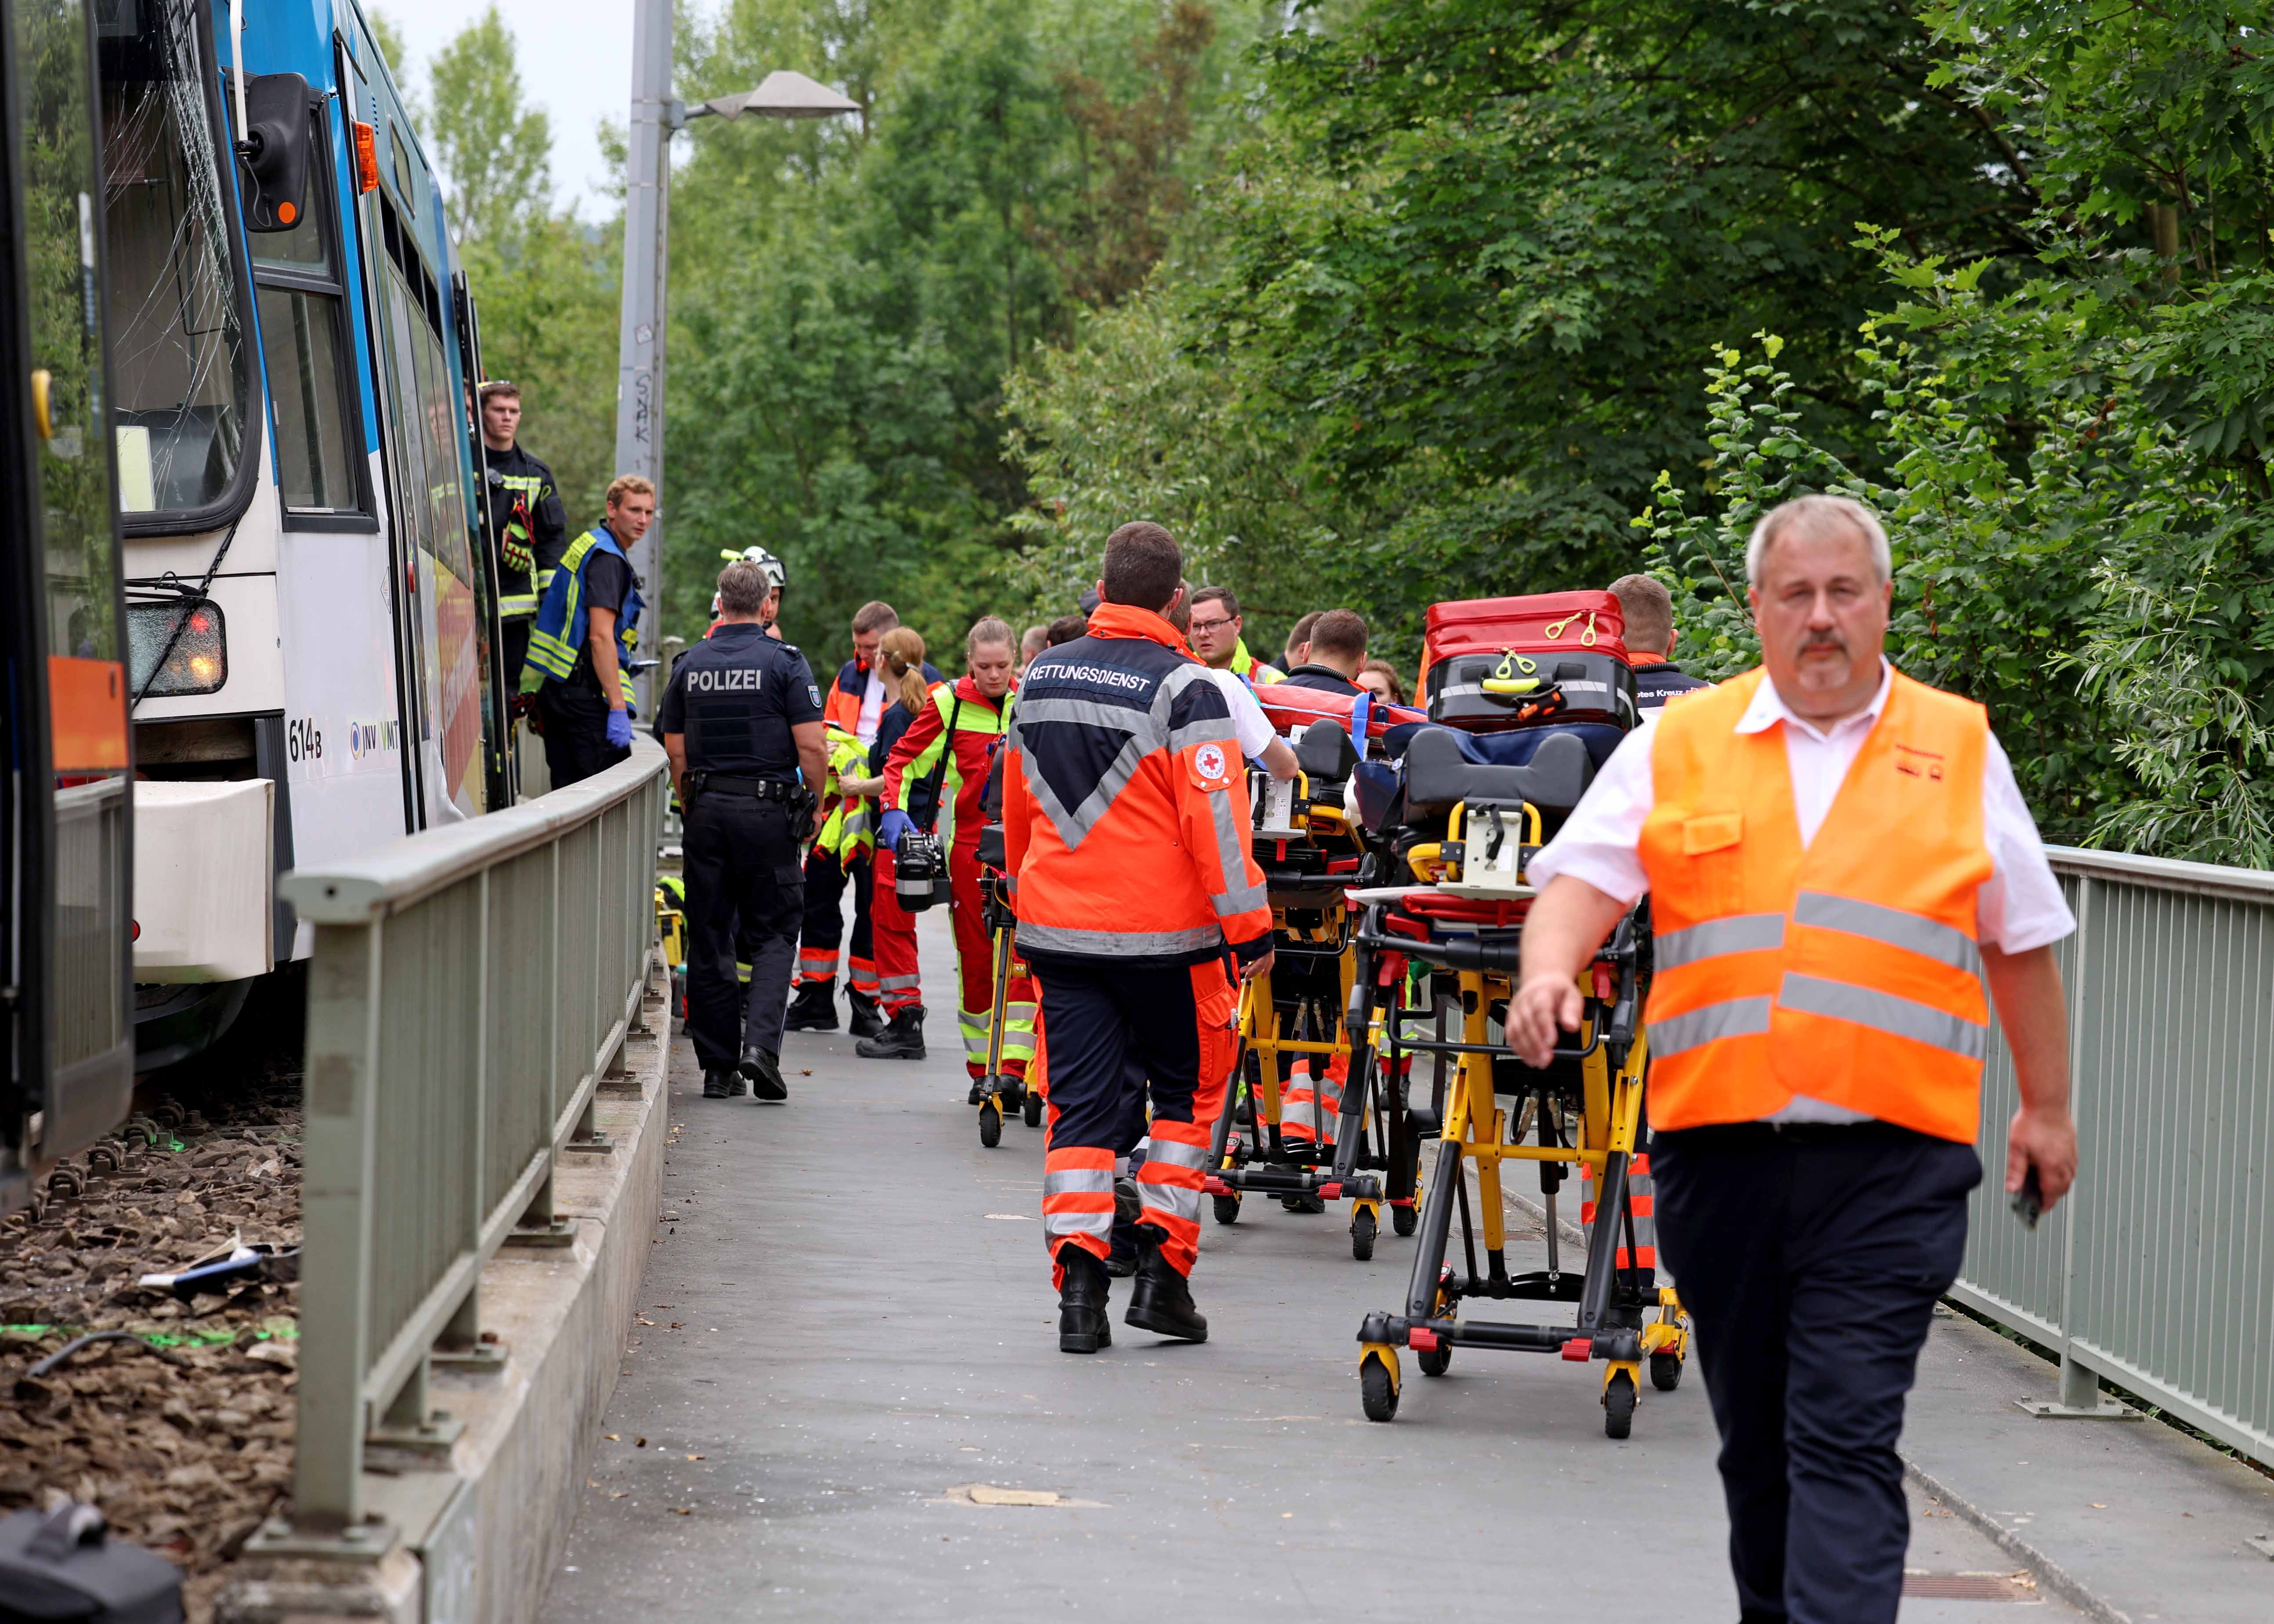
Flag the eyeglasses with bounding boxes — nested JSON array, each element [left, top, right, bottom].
[[1188, 617, 1236, 634]]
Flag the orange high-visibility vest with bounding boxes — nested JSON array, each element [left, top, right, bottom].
[[1638, 667, 1993, 1143]]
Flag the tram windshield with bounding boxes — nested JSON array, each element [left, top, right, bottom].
[[96, 0, 251, 522]]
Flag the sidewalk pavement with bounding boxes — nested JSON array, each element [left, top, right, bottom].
[[541, 912, 2265, 1620]]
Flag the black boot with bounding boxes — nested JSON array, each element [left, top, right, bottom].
[[846, 990, 886, 1040], [740, 1045, 789, 1102], [784, 978, 839, 1032], [854, 1004, 926, 1060], [702, 1069, 740, 1099], [967, 1075, 987, 1106], [1057, 1245, 1112, 1354], [1125, 1228, 1207, 1343]]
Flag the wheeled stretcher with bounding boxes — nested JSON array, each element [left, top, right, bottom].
[[1204, 694, 1432, 1260], [1330, 597, 1689, 1436]]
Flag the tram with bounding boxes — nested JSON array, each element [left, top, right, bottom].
[[111, 0, 508, 1064], [4, 0, 136, 1210]]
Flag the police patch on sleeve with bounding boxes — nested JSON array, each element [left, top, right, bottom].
[[807, 684, 822, 708], [1189, 741, 1234, 792]]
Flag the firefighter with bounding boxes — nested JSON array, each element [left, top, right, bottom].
[[659, 560, 827, 1102], [477, 381, 568, 695], [1005, 521, 1274, 1353], [875, 618, 1035, 1095], [1512, 494, 2078, 1620]]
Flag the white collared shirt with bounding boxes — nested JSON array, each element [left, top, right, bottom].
[[1205, 666, 1280, 761], [856, 668, 887, 747], [1526, 662, 2075, 1124]]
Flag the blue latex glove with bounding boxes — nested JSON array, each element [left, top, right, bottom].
[[877, 808, 913, 851], [605, 709, 634, 751]]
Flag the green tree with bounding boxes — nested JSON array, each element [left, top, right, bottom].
[[427, 6, 553, 241], [1007, 0, 2039, 666], [654, 0, 1251, 664]]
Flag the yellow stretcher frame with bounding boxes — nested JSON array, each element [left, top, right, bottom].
[[1353, 947, 1690, 1439]]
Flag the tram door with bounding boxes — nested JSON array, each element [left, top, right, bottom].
[[340, 30, 489, 828], [2, 0, 134, 1209]]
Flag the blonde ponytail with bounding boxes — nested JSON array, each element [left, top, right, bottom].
[[878, 626, 931, 713]]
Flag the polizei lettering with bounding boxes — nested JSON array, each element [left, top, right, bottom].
[[687, 667, 764, 693]]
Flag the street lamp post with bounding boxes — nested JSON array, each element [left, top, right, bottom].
[[613, 2, 859, 713]]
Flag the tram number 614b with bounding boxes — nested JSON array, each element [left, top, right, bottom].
[[288, 717, 324, 762]]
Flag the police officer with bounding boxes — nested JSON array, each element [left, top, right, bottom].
[[478, 381, 568, 693], [660, 559, 828, 1101]]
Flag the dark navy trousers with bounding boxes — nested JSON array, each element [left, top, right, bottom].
[[1651, 1124, 1980, 1624]]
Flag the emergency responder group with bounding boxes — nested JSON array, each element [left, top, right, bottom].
[[480, 404, 2077, 1621]]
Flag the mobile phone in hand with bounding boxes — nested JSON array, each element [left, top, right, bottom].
[[2010, 1164, 2044, 1230]]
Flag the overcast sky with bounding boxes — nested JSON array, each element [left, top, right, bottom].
[[373, 0, 634, 215]]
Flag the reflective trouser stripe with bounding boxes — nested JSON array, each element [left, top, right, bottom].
[[498, 594, 539, 618], [1580, 1152, 1656, 1271], [1279, 1056, 1345, 1145], [1654, 912, 1786, 970], [1649, 996, 1773, 1057], [958, 1009, 991, 1079], [1043, 1153, 1116, 1269], [1137, 1126, 1210, 1277], [1793, 891, 1981, 975], [847, 956, 879, 997], [1000, 1000, 1037, 1065], [1778, 972, 1987, 1058], [797, 946, 838, 986]]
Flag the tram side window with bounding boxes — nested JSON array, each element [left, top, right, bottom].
[[98, 0, 252, 520], [250, 110, 359, 518]]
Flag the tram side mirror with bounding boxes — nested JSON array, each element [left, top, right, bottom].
[[1294, 719, 1360, 780], [236, 74, 314, 233]]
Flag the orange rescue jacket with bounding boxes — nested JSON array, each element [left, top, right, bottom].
[[1639, 667, 1993, 1143], [1004, 603, 1272, 966]]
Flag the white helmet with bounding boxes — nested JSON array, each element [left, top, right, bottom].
[[719, 545, 787, 592]]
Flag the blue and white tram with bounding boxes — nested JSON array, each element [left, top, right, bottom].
[[109, 0, 508, 1063]]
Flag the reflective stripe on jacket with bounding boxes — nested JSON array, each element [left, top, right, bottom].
[[813, 725, 875, 864], [1638, 666, 1992, 1143], [521, 527, 641, 706], [883, 676, 1011, 846], [1231, 642, 1287, 687], [1004, 604, 1271, 966]]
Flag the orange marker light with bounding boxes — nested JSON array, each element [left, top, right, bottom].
[[353, 121, 380, 194], [278, 200, 297, 225]]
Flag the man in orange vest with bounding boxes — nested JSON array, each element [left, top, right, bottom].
[[1510, 494, 2078, 1624], [1005, 521, 1275, 1354]]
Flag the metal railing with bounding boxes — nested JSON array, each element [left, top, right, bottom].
[[1960, 846, 2274, 1469], [275, 738, 668, 1538]]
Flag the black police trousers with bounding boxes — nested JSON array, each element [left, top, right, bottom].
[[1650, 1124, 1980, 1624], [682, 792, 803, 1073], [535, 681, 629, 788]]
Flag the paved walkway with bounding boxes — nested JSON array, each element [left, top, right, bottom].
[[545, 915, 2268, 1620]]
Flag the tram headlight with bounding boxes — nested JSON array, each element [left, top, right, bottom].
[[127, 599, 228, 697]]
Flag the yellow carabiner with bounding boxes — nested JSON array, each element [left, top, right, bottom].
[[1543, 610, 1598, 646], [1481, 649, 1540, 696]]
